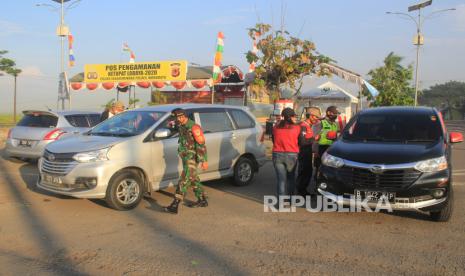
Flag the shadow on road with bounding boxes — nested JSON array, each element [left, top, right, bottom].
[[127, 204, 247, 275], [0, 158, 87, 275], [17, 161, 78, 200]]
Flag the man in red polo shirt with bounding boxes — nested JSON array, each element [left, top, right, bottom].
[[272, 108, 301, 203]]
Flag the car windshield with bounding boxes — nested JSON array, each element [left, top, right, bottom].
[[89, 111, 165, 137], [343, 112, 443, 143], [17, 114, 58, 128]]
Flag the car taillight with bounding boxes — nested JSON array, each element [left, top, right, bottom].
[[7, 129, 12, 139], [43, 129, 65, 141]]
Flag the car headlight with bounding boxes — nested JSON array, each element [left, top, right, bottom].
[[321, 152, 345, 168], [415, 156, 447, 173], [73, 148, 110, 163]]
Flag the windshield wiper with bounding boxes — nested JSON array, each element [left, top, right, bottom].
[[404, 139, 436, 143], [113, 133, 136, 137], [89, 132, 116, 137], [362, 137, 403, 142]]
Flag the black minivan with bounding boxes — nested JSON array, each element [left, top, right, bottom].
[[317, 107, 463, 221]]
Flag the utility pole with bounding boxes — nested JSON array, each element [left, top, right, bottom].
[[408, 1, 430, 107], [387, 0, 455, 106], [37, 0, 81, 110], [58, 0, 68, 110]]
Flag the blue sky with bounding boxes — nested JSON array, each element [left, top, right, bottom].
[[1, 0, 464, 112]]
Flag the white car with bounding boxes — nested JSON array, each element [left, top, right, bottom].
[[37, 104, 267, 210]]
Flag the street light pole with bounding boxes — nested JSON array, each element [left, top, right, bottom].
[[387, 1, 455, 106], [414, 8, 421, 107], [60, 0, 66, 110], [37, 0, 81, 110]]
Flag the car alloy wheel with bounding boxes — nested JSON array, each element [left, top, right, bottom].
[[116, 178, 140, 205]]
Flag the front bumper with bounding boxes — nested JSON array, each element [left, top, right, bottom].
[[318, 164, 451, 212], [318, 188, 447, 212], [37, 157, 118, 199]]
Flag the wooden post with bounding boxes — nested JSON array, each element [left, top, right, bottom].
[[13, 76, 17, 123], [243, 84, 248, 107], [211, 84, 215, 104], [358, 83, 363, 111]]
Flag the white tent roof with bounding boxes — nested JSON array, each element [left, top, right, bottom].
[[300, 81, 359, 103]]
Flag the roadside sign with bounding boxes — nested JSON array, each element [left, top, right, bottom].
[[84, 60, 187, 83]]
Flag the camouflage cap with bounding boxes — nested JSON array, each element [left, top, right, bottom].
[[171, 108, 186, 117]]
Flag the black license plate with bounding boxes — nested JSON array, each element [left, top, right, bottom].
[[355, 190, 396, 202], [19, 140, 33, 147]]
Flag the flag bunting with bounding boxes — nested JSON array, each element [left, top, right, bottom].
[[68, 33, 75, 67]]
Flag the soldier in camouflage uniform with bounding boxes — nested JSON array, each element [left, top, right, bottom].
[[164, 108, 209, 214]]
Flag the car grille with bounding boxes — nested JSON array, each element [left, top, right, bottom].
[[339, 167, 422, 189], [44, 150, 76, 162], [41, 150, 77, 175]]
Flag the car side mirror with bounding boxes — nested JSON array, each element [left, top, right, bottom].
[[450, 132, 463, 143], [154, 128, 171, 139]]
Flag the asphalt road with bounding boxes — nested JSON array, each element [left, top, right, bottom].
[[0, 123, 465, 275]]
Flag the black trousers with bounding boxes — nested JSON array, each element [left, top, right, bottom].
[[314, 145, 331, 182], [296, 145, 313, 195]]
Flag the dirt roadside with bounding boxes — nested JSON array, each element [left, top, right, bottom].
[[0, 128, 8, 144]]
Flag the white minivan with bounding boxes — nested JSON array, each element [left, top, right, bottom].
[[38, 104, 267, 210]]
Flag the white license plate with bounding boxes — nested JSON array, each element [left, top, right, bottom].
[[355, 190, 396, 203], [42, 173, 63, 185]]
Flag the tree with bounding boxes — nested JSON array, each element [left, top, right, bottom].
[[6, 68, 21, 123], [129, 98, 140, 108], [102, 99, 115, 109], [246, 23, 332, 100], [0, 50, 16, 75], [1, 50, 21, 123], [420, 81, 465, 119], [148, 89, 168, 105], [363, 52, 414, 106]]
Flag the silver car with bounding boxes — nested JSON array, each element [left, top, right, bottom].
[[5, 110, 101, 160], [37, 104, 267, 210]]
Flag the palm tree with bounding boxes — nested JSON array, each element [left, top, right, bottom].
[[1, 50, 21, 123], [7, 68, 22, 123]]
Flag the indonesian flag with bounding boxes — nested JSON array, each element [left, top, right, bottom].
[[122, 42, 135, 63]]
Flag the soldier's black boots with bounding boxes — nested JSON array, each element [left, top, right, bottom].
[[164, 199, 181, 214], [187, 196, 208, 208]]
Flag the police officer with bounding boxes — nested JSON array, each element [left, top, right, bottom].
[[296, 112, 318, 196], [314, 106, 339, 178], [164, 108, 209, 214]]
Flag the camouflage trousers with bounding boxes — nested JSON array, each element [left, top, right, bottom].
[[175, 158, 205, 201]]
